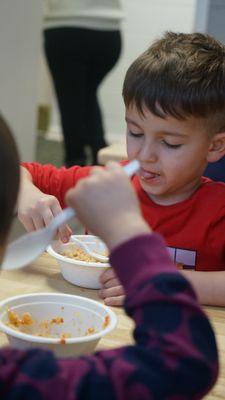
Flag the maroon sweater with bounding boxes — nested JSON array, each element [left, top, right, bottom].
[[0, 234, 218, 399]]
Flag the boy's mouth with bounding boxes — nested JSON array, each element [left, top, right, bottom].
[[139, 168, 160, 182]]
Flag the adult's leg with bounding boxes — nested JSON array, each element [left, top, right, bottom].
[[44, 28, 89, 166], [85, 30, 122, 164]]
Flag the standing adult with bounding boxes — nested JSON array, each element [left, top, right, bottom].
[[43, 0, 123, 166]]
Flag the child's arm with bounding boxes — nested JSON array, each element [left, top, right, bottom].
[[99, 267, 225, 308], [0, 163, 217, 399], [0, 234, 218, 400], [99, 268, 125, 306], [182, 269, 225, 306], [18, 166, 72, 242]]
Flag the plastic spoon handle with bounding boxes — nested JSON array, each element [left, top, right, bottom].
[[123, 159, 140, 176], [50, 207, 75, 230]]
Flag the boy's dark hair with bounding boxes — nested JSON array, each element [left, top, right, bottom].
[[0, 115, 20, 242], [123, 31, 225, 133]]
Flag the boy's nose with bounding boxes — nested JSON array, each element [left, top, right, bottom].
[[138, 142, 158, 163]]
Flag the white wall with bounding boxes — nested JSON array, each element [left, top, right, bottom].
[[207, 0, 225, 42], [100, 0, 197, 142], [40, 0, 198, 143], [0, 1, 42, 161]]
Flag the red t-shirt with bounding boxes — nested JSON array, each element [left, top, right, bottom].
[[22, 162, 225, 271]]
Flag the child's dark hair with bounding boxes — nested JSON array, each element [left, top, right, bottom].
[[0, 115, 20, 242], [123, 31, 225, 133]]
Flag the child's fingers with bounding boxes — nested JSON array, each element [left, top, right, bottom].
[[99, 285, 124, 299], [58, 224, 72, 243], [31, 203, 59, 232], [42, 208, 55, 227], [50, 201, 72, 242], [51, 198, 63, 215], [31, 207, 47, 230], [102, 277, 121, 289], [20, 216, 36, 232], [32, 215, 45, 230], [99, 268, 116, 284], [104, 295, 125, 307]]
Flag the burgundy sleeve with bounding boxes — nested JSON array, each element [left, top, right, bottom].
[[0, 233, 218, 399]]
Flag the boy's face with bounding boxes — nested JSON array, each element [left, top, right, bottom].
[[126, 105, 214, 205]]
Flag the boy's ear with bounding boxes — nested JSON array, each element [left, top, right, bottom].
[[207, 132, 225, 162]]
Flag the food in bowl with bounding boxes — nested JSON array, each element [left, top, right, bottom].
[[7, 309, 72, 342], [60, 246, 107, 263], [8, 309, 34, 327], [47, 235, 110, 289], [6, 308, 110, 341], [0, 293, 117, 357]]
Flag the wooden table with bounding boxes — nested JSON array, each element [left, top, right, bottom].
[[0, 252, 224, 399]]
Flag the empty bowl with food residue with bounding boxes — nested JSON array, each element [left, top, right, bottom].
[[47, 235, 110, 289], [0, 292, 117, 357]]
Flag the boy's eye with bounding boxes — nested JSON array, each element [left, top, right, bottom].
[[162, 140, 182, 149], [128, 131, 143, 138]]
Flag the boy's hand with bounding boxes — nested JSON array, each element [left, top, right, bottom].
[[99, 268, 125, 306], [18, 167, 72, 242]]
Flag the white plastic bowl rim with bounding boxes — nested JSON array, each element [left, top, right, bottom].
[[47, 237, 109, 268], [0, 293, 117, 344]]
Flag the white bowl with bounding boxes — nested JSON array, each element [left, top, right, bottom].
[[47, 235, 110, 289], [0, 292, 117, 358]]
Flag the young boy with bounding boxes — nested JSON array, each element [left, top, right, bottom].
[[0, 115, 218, 399], [19, 31, 225, 306]]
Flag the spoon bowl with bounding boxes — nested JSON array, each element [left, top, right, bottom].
[[71, 237, 109, 263], [2, 208, 75, 270]]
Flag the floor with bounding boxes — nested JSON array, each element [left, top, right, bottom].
[[36, 135, 64, 167], [36, 135, 94, 167]]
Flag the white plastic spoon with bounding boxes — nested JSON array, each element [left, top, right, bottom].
[[1, 159, 140, 270], [70, 237, 109, 263], [2, 207, 75, 270]]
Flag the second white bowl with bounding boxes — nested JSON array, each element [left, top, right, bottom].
[[0, 292, 117, 358], [47, 235, 110, 289]]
